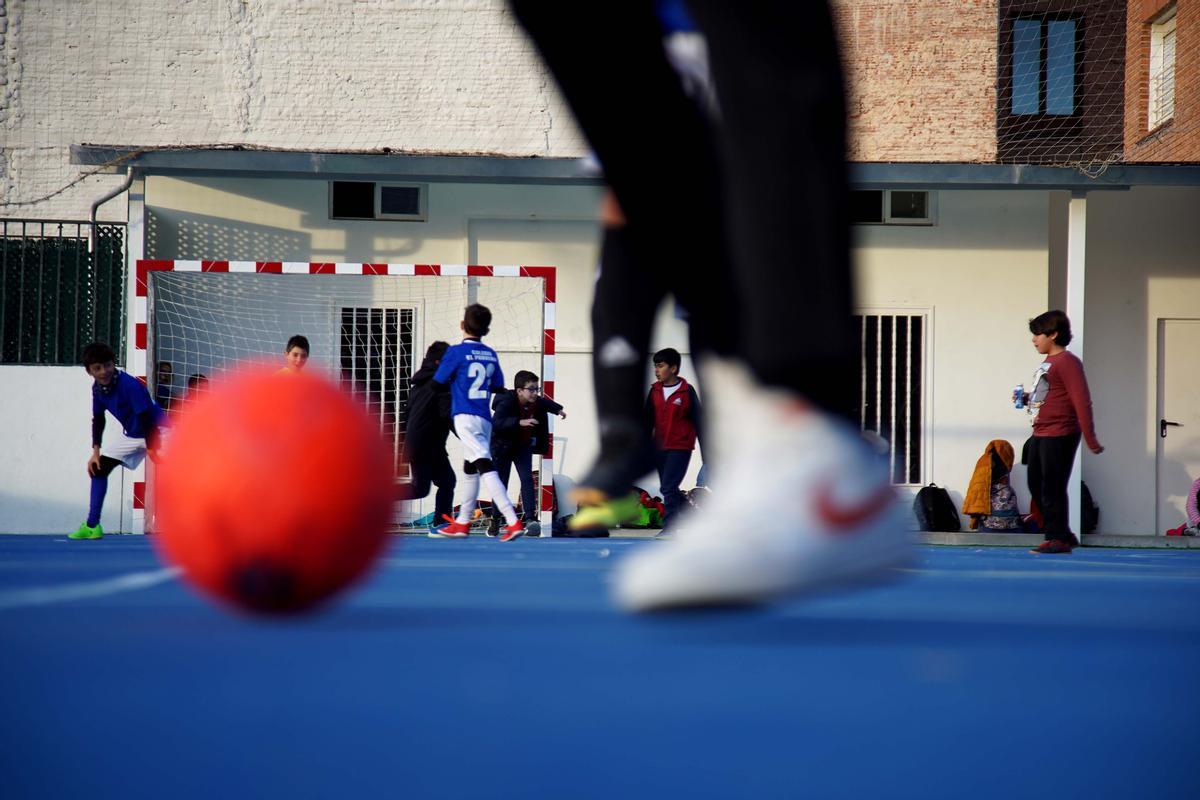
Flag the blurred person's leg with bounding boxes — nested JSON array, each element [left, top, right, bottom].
[[510, 0, 736, 504], [612, 1, 910, 610]]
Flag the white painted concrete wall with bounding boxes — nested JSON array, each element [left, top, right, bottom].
[[1076, 187, 1200, 535], [855, 190, 1051, 519], [1, 0, 582, 221], [6, 180, 1195, 534], [0, 366, 132, 534]]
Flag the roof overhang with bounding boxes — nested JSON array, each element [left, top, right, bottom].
[[71, 145, 1200, 190]]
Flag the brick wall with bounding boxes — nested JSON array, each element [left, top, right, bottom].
[[833, 0, 999, 162], [1126, 0, 1200, 161]]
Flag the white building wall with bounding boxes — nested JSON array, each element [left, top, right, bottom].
[[1, 0, 582, 221], [854, 190, 1051, 516], [1078, 187, 1200, 535], [6, 180, 1195, 534], [0, 367, 132, 534]]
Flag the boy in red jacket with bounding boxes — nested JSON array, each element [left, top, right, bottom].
[[645, 348, 703, 530], [1022, 310, 1104, 554]]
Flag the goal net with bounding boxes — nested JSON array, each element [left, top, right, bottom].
[[142, 261, 555, 530]]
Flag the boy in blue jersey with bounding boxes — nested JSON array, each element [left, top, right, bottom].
[[72, 342, 167, 539], [429, 304, 525, 542]]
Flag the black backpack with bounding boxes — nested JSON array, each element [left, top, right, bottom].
[[913, 483, 961, 532]]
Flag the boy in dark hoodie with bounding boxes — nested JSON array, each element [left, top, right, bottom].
[[487, 370, 566, 535], [401, 341, 455, 530]]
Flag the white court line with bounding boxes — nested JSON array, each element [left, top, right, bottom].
[[897, 567, 1200, 581], [0, 567, 181, 610]]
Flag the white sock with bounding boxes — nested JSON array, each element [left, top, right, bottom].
[[480, 471, 518, 525], [456, 473, 480, 524]]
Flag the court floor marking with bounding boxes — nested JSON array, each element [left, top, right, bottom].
[[0, 567, 181, 610]]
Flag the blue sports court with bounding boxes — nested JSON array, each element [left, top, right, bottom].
[[2, 534, 1197, 799]]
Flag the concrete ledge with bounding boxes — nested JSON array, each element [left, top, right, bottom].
[[918, 532, 1200, 549]]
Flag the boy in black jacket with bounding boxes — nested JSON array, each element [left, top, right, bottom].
[[401, 341, 455, 531], [488, 370, 566, 535]]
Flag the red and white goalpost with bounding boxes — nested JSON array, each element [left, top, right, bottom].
[[124, 259, 557, 534]]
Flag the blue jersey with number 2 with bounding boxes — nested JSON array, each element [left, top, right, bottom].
[[433, 339, 505, 420]]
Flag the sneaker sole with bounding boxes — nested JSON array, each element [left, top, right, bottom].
[[499, 530, 525, 542], [615, 507, 912, 612]]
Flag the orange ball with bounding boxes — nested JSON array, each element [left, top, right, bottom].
[[155, 367, 396, 613]]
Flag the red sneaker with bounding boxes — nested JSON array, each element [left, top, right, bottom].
[[429, 520, 471, 539], [1030, 538, 1075, 554], [499, 520, 525, 542]]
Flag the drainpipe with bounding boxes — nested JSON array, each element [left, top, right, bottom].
[[88, 170, 136, 338], [90, 169, 136, 255]]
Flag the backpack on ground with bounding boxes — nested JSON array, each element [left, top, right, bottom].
[[913, 483, 961, 532], [1081, 481, 1099, 535]]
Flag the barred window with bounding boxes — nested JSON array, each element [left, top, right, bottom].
[[855, 313, 925, 485], [1, 220, 125, 365], [339, 307, 414, 478]]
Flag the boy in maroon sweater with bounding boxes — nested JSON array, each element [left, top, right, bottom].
[[645, 348, 703, 530], [1021, 310, 1104, 554]]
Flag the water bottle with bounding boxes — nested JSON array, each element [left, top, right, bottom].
[[1013, 384, 1024, 409]]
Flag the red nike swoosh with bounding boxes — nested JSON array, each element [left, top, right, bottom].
[[815, 482, 895, 532]]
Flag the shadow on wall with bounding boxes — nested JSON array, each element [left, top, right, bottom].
[[148, 209, 311, 262]]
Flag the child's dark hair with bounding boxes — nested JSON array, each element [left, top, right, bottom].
[[81, 341, 115, 367], [513, 370, 538, 390], [420, 341, 449, 371], [463, 304, 491, 337], [424, 341, 449, 363], [653, 347, 681, 369], [1028, 310, 1072, 347], [285, 334, 310, 353]]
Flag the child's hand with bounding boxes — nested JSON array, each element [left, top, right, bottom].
[[1089, 443, 1105, 455], [519, 419, 539, 428], [87, 453, 102, 477], [558, 411, 567, 420]]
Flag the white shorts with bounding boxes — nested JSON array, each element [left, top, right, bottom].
[[454, 414, 493, 463], [101, 430, 148, 470]]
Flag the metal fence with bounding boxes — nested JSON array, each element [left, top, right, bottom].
[[0, 219, 126, 365]]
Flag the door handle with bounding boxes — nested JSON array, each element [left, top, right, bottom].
[[1160, 419, 1182, 438]]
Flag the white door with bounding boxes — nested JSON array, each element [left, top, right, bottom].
[[1156, 319, 1200, 533]]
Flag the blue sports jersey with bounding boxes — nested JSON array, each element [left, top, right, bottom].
[[433, 339, 505, 420], [93, 370, 166, 439]]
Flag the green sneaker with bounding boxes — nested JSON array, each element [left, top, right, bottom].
[[69, 522, 104, 540], [570, 492, 642, 530]]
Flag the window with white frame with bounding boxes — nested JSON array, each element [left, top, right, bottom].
[[854, 312, 926, 485], [1150, 9, 1177, 129], [850, 190, 935, 226]]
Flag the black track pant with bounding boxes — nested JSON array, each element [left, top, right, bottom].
[[510, 0, 857, 417], [1027, 433, 1081, 542]]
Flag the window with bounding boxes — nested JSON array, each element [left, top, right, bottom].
[[855, 313, 925, 485], [1150, 9, 1177, 129], [340, 306, 414, 478], [850, 190, 935, 225], [330, 182, 427, 222], [1011, 17, 1077, 116], [1, 219, 125, 365]]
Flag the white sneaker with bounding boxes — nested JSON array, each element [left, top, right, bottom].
[[612, 393, 912, 612]]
